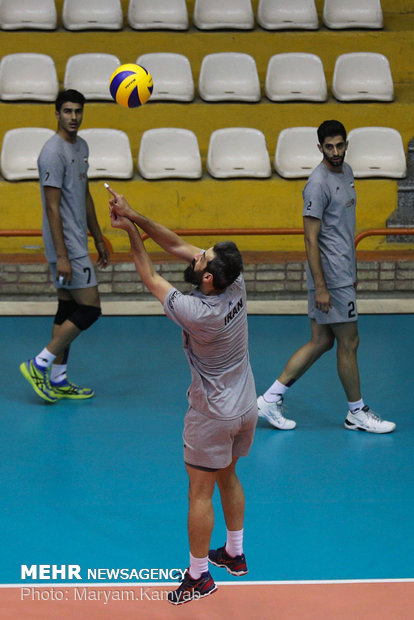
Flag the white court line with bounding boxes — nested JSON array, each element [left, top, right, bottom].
[[0, 299, 413, 316], [3, 578, 414, 587]]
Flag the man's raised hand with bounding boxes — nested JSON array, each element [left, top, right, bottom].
[[105, 183, 135, 220]]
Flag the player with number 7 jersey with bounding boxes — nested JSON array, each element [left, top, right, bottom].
[[19, 89, 110, 404]]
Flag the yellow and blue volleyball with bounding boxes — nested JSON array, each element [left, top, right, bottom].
[[109, 63, 153, 108]]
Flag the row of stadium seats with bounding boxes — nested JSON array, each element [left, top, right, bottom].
[[0, 126, 406, 182], [0, 0, 384, 31], [0, 51, 394, 103]]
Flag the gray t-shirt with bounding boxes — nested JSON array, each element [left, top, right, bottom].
[[302, 161, 357, 290], [38, 133, 89, 263], [163, 274, 257, 420]]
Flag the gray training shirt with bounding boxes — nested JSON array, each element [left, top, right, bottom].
[[302, 161, 357, 290], [38, 133, 89, 263], [164, 274, 257, 421]]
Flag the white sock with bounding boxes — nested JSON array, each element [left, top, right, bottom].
[[35, 348, 56, 368], [189, 553, 209, 580], [50, 364, 67, 384], [264, 379, 288, 403], [348, 398, 365, 414], [225, 528, 244, 558]]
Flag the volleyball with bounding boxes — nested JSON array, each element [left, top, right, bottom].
[[109, 63, 153, 108]]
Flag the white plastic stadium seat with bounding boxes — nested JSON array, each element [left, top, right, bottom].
[[274, 127, 320, 178], [0, 128, 54, 181], [0, 0, 57, 30], [64, 54, 121, 100], [199, 53, 260, 102], [0, 54, 58, 101], [332, 53, 393, 102], [346, 127, 406, 178], [136, 53, 194, 102], [78, 129, 133, 179], [257, 0, 318, 30], [62, 0, 123, 30], [138, 129, 202, 179], [207, 128, 271, 178], [323, 0, 383, 29], [193, 0, 254, 30], [128, 0, 188, 30], [265, 53, 327, 102]]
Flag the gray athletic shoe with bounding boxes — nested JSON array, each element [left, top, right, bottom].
[[344, 406, 396, 434], [257, 395, 296, 430]]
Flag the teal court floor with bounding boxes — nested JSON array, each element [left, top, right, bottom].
[[0, 314, 413, 618]]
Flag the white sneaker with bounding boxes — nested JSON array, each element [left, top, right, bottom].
[[257, 395, 296, 430], [344, 406, 396, 434]]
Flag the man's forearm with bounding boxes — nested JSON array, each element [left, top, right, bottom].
[[122, 222, 174, 304], [47, 205, 68, 258], [128, 209, 184, 254], [303, 217, 327, 291], [86, 193, 104, 243], [305, 238, 327, 290], [127, 222, 157, 285]]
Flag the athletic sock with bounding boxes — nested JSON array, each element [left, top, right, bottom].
[[225, 528, 244, 558], [35, 348, 56, 369], [50, 364, 67, 384], [348, 398, 365, 414], [189, 553, 209, 580], [264, 379, 289, 403]]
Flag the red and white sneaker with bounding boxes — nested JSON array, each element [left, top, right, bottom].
[[167, 569, 217, 605], [208, 545, 248, 576]]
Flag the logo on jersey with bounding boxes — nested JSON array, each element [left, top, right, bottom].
[[350, 182, 355, 188], [168, 289, 181, 310], [224, 297, 243, 326]]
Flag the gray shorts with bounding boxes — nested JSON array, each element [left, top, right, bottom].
[[50, 255, 97, 290], [308, 285, 358, 324], [183, 404, 258, 470]]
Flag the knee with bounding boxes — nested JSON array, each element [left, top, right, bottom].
[[54, 299, 78, 325], [69, 304, 101, 331], [338, 333, 360, 354], [348, 333, 360, 352], [188, 486, 214, 505], [313, 334, 335, 355]]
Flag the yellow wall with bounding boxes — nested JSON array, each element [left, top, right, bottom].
[[0, 177, 399, 254]]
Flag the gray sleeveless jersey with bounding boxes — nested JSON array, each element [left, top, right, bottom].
[[302, 161, 357, 290], [164, 274, 257, 420], [38, 133, 89, 263]]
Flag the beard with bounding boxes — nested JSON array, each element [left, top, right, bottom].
[[184, 260, 204, 286], [324, 152, 345, 167]]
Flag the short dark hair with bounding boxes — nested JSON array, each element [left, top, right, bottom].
[[55, 89, 85, 112], [206, 241, 243, 291], [317, 120, 347, 146]]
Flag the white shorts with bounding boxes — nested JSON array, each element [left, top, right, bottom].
[[183, 404, 258, 470], [308, 285, 358, 324], [50, 255, 97, 290]]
